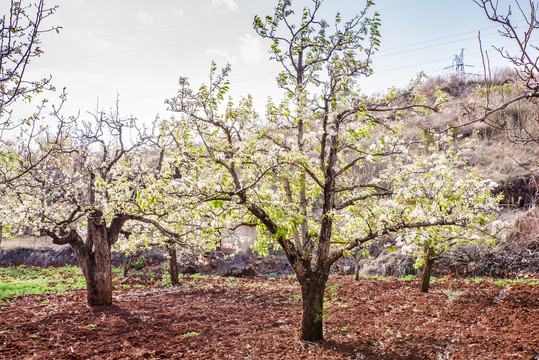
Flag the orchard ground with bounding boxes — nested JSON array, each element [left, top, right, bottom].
[[0, 267, 537, 359]]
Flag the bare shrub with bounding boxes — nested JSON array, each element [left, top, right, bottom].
[[516, 206, 539, 233], [421, 74, 481, 99], [356, 250, 416, 278], [435, 208, 539, 277]]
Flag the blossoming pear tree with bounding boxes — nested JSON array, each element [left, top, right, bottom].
[[8, 105, 154, 305], [0, 0, 72, 246], [0, 176, 25, 245], [2, 100, 217, 306], [164, 0, 501, 342], [0, 99, 72, 244], [0, 0, 72, 224], [379, 146, 503, 292]]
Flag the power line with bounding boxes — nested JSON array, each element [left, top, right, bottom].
[[34, 1, 526, 74], [380, 24, 505, 53], [375, 41, 522, 75], [50, 1, 436, 48], [37, 8, 526, 69], [36, 25, 502, 70], [44, 1, 447, 50], [375, 18, 524, 57], [45, 13, 256, 47], [38, 32, 244, 66], [376, 31, 499, 58], [16, 1, 536, 120]]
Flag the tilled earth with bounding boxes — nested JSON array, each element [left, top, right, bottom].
[[0, 274, 538, 359]]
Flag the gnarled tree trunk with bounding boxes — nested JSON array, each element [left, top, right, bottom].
[[297, 271, 329, 342], [73, 214, 113, 306], [73, 238, 112, 306], [45, 211, 129, 307]]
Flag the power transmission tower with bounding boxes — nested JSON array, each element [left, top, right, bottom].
[[445, 48, 473, 76]]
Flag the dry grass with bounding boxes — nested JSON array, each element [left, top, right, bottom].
[[396, 69, 539, 183], [357, 251, 416, 278], [515, 206, 539, 234], [0, 236, 69, 250]]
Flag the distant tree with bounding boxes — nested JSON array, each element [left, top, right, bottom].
[[165, 0, 501, 341], [388, 150, 503, 293], [2, 100, 210, 306], [0, 181, 21, 245], [11, 103, 154, 305], [0, 0, 65, 241], [110, 130, 224, 285]]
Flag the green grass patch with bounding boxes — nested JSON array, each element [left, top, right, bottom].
[[399, 274, 416, 281], [462, 277, 538, 287], [0, 265, 86, 303], [371, 274, 391, 283], [181, 331, 200, 338], [486, 278, 539, 287], [190, 273, 203, 280]]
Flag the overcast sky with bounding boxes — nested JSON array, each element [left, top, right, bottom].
[[6, 0, 536, 123]]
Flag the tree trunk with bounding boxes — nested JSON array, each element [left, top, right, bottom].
[[298, 274, 328, 342], [45, 209, 128, 307], [0, 224, 3, 246], [354, 252, 361, 281], [74, 247, 113, 306], [420, 244, 435, 293], [167, 243, 179, 285], [73, 225, 113, 306], [123, 253, 132, 277]]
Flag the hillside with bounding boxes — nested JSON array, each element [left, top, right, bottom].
[[345, 70, 539, 278], [397, 71, 533, 182]]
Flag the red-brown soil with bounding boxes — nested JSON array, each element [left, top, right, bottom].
[[1, 273, 538, 359]]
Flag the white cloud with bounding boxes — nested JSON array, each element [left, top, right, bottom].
[[138, 11, 155, 24], [239, 34, 264, 63], [206, 48, 236, 64], [211, 0, 239, 12], [173, 9, 184, 17], [205, 34, 264, 66]]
